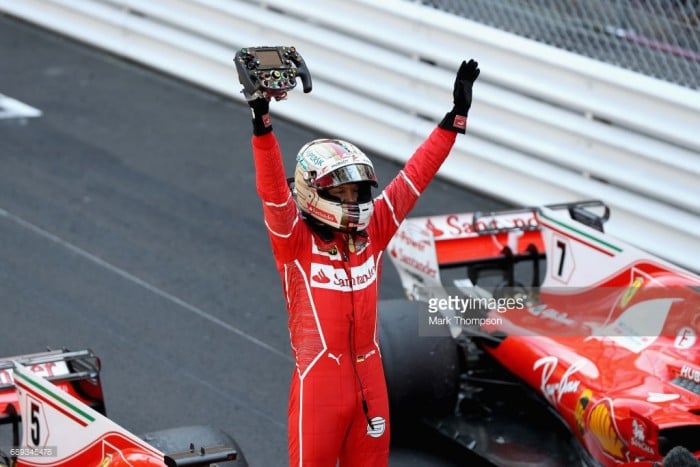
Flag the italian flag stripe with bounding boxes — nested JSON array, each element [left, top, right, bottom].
[[15, 371, 95, 424], [540, 212, 623, 254]]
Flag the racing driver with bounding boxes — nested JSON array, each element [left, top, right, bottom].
[[245, 58, 480, 466]]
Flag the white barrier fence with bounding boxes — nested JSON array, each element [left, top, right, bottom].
[[1, 0, 698, 270]]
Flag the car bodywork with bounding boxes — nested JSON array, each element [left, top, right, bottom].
[[0, 350, 246, 467], [382, 201, 700, 466]]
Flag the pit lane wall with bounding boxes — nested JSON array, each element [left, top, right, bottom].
[[1, 0, 698, 270]]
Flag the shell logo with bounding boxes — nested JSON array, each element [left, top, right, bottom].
[[588, 400, 625, 460]]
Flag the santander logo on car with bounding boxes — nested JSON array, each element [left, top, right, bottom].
[[422, 212, 539, 239]]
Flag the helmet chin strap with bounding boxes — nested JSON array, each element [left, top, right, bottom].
[[302, 214, 335, 241]]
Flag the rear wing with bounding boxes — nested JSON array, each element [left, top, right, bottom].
[[387, 200, 610, 295], [0, 349, 104, 425], [425, 207, 543, 266]]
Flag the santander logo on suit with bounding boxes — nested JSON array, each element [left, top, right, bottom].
[[310, 256, 377, 291]]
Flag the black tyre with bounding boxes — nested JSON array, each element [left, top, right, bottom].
[[378, 299, 460, 421], [140, 425, 248, 466]]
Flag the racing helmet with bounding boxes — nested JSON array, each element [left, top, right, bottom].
[[294, 139, 378, 232]]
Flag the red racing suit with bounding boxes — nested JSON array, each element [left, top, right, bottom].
[[252, 127, 457, 466]]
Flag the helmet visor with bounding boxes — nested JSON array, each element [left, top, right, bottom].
[[313, 164, 378, 189]]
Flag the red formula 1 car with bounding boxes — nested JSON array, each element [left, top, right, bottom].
[[379, 201, 699, 466], [0, 350, 247, 467]]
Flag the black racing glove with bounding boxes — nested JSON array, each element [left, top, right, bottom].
[[249, 97, 272, 136], [439, 59, 480, 134]]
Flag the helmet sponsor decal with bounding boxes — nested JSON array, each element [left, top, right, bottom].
[[305, 203, 337, 223], [366, 416, 386, 438], [305, 151, 326, 168]]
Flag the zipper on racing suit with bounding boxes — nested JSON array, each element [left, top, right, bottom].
[[349, 317, 375, 431], [343, 233, 375, 431]]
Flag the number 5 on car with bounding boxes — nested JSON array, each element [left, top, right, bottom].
[[12, 362, 164, 467]]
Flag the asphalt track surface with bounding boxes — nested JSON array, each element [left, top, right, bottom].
[[0, 14, 508, 466]]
